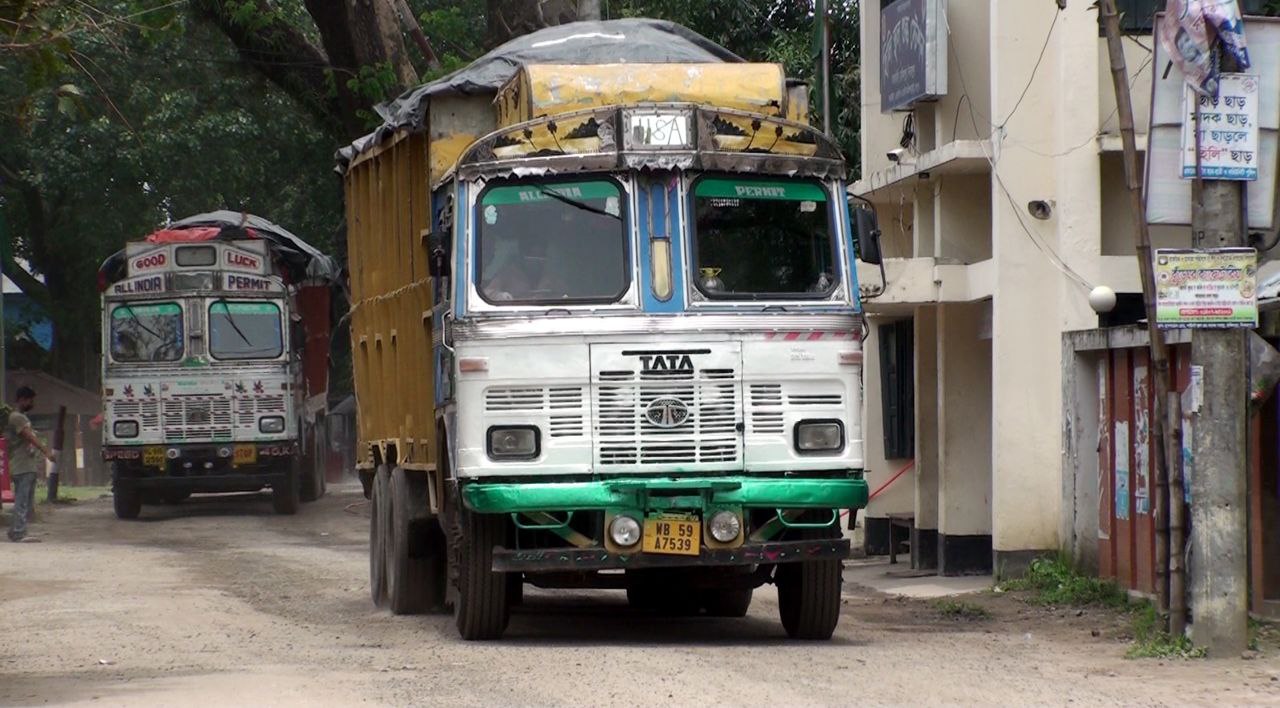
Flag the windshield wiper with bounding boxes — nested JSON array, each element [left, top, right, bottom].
[[213, 298, 253, 347], [118, 303, 163, 341], [537, 187, 621, 220]]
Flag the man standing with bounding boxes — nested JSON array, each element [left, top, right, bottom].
[[6, 386, 55, 543]]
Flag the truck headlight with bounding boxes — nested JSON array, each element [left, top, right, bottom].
[[113, 420, 139, 438], [795, 420, 844, 454], [259, 416, 286, 434], [487, 426, 539, 460], [609, 515, 641, 547]]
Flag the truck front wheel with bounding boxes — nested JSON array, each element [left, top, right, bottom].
[[776, 556, 842, 640], [113, 486, 142, 520], [369, 465, 390, 607], [453, 507, 510, 640]]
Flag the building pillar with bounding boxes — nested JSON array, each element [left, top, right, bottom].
[[937, 302, 993, 575], [913, 305, 940, 569]]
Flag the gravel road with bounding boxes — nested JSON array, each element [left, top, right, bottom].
[[1, 483, 1276, 706]]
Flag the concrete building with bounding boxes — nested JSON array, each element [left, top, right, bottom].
[[848, 0, 1264, 575]]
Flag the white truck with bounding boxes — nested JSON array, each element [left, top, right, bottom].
[[97, 212, 338, 518]]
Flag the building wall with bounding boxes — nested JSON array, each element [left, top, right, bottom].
[[854, 0, 1178, 573]]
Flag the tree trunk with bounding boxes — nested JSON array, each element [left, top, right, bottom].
[[486, 0, 579, 48]]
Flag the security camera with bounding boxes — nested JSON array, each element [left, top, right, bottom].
[[889, 147, 915, 163]]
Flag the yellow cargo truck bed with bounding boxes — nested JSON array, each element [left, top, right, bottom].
[[495, 63, 799, 128]]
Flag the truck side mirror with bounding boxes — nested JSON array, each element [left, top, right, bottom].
[[427, 231, 451, 278], [852, 206, 883, 266]]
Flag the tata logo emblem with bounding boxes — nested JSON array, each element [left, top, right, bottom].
[[639, 354, 693, 373], [645, 397, 690, 429]]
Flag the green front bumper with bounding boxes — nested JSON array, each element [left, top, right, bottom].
[[461, 475, 868, 514]]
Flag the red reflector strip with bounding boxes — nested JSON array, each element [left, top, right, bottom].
[[763, 330, 861, 341]]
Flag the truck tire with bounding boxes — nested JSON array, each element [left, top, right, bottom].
[[300, 430, 325, 503], [369, 465, 390, 607], [454, 507, 510, 640], [388, 467, 432, 615], [113, 486, 142, 520], [702, 588, 753, 618], [272, 460, 301, 515], [776, 554, 842, 640]]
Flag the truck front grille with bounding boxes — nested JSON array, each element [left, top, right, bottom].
[[594, 368, 740, 467], [163, 396, 232, 441]]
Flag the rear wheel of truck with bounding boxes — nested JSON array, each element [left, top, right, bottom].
[[369, 465, 390, 607], [113, 487, 142, 520], [388, 467, 443, 615], [776, 552, 842, 640], [272, 459, 301, 515], [300, 428, 326, 503], [454, 508, 510, 640], [702, 588, 754, 618]]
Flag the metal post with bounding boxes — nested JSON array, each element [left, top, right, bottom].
[[818, 0, 833, 136], [1098, 0, 1176, 621], [1188, 52, 1249, 653]]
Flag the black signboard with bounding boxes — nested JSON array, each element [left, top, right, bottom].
[[880, 0, 947, 112]]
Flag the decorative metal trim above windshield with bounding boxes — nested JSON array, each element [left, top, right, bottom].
[[455, 103, 847, 182]]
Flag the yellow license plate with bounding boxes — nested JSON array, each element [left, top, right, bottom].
[[143, 446, 165, 468], [642, 516, 701, 556], [233, 445, 257, 466]]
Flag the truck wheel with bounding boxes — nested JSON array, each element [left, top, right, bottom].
[[300, 432, 325, 502], [113, 487, 142, 520], [454, 507, 510, 640], [272, 460, 301, 515], [776, 556, 842, 640], [388, 467, 433, 615], [369, 465, 390, 607], [702, 588, 754, 618]]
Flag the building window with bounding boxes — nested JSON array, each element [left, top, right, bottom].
[[879, 319, 915, 460]]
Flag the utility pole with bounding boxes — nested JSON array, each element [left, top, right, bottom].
[[816, 0, 832, 136], [1189, 56, 1250, 656], [1098, 0, 1176, 622]]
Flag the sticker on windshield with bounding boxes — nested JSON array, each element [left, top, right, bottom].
[[605, 196, 620, 217], [800, 201, 817, 213], [484, 204, 498, 225]]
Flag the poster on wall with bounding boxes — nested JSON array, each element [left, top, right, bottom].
[[1154, 248, 1258, 328], [1115, 421, 1131, 522], [1181, 74, 1260, 180]]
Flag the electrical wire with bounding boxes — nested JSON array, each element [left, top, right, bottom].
[[998, 6, 1060, 129]]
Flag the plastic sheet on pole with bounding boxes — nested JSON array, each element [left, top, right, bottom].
[[1157, 0, 1251, 97]]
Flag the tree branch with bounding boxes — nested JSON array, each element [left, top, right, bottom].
[[190, 0, 350, 138]]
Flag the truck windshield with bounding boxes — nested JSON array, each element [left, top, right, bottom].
[[477, 180, 628, 304], [209, 301, 283, 360], [692, 177, 838, 299], [110, 302, 184, 363]]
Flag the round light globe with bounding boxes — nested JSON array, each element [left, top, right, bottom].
[[1089, 285, 1117, 314]]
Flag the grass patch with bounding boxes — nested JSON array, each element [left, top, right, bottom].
[[40, 485, 111, 504], [999, 555, 1128, 607], [1126, 603, 1206, 659], [934, 599, 990, 621]]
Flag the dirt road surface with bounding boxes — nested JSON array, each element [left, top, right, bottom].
[[2, 483, 1277, 707]]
